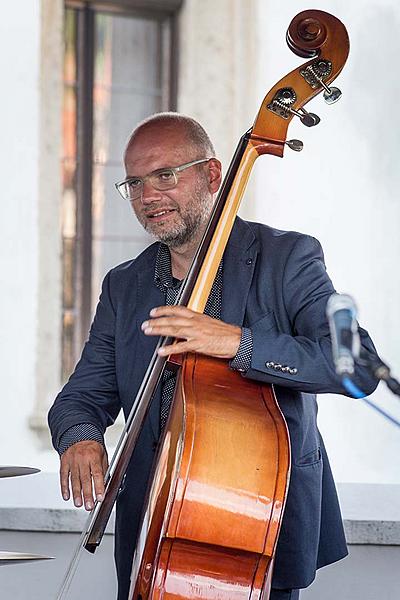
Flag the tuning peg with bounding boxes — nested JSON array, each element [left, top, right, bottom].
[[300, 111, 321, 127], [285, 139, 304, 152], [290, 106, 321, 127], [323, 86, 342, 104], [313, 67, 342, 104], [299, 107, 320, 127]]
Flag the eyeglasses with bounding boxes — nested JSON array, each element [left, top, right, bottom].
[[115, 158, 212, 202]]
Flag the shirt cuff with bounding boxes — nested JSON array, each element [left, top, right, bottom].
[[229, 327, 253, 373], [58, 423, 104, 456]]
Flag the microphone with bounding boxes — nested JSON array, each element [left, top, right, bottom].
[[326, 293, 360, 376]]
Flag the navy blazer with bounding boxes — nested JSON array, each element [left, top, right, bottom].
[[49, 218, 378, 597]]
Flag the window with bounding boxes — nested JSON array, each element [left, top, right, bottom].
[[62, 1, 180, 379]]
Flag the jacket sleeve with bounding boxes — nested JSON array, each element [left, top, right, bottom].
[[244, 234, 379, 396], [48, 270, 121, 450]]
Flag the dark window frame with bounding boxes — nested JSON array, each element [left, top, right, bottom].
[[63, 0, 181, 378]]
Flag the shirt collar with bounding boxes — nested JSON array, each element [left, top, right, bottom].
[[154, 241, 224, 292]]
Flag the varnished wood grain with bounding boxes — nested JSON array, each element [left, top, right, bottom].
[[130, 357, 290, 599]]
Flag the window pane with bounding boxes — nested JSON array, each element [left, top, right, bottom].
[[91, 13, 165, 310], [61, 6, 172, 377]]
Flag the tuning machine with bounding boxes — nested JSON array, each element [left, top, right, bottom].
[[300, 59, 342, 104], [267, 87, 321, 127]]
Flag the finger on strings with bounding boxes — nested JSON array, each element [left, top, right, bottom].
[[150, 305, 196, 318], [141, 315, 194, 332], [143, 325, 193, 340], [158, 341, 192, 356]]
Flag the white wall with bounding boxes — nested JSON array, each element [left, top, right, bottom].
[[252, 0, 400, 483], [0, 0, 399, 485], [0, 2, 44, 466]]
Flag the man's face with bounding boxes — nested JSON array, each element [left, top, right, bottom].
[[124, 125, 215, 248]]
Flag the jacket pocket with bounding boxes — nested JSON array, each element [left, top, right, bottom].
[[296, 446, 321, 467]]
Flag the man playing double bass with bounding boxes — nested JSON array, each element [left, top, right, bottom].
[[49, 112, 378, 600]]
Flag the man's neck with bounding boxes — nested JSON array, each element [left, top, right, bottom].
[[169, 234, 203, 280], [169, 246, 196, 280]]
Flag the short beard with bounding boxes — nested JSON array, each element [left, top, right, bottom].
[[156, 206, 207, 248], [147, 178, 213, 249]]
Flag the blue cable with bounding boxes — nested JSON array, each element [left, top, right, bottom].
[[342, 376, 400, 429], [342, 377, 365, 399], [361, 397, 400, 429]]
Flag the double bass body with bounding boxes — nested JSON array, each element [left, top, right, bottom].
[[130, 354, 290, 599]]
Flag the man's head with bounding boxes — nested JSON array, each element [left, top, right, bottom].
[[121, 113, 222, 249]]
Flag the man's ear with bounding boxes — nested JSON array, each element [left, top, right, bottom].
[[207, 158, 222, 194]]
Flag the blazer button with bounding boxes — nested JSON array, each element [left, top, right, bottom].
[[265, 361, 274, 368], [273, 363, 282, 371], [289, 368, 298, 375], [246, 258, 253, 265], [282, 366, 290, 373]]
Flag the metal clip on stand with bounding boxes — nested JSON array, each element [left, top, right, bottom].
[[342, 351, 400, 429], [359, 349, 400, 397]]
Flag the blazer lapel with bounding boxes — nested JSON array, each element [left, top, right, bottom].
[[221, 218, 258, 326]]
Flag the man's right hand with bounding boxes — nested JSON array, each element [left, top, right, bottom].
[[60, 440, 108, 511]]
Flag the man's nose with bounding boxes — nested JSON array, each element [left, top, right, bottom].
[[141, 179, 162, 204]]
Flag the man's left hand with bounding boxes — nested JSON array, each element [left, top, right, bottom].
[[141, 306, 241, 359]]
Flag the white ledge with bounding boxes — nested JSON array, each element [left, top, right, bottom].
[[0, 472, 114, 533], [0, 475, 399, 545], [0, 506, 115, 534], [338, 482, 400, 545]]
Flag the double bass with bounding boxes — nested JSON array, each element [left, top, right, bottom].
[[57, 9, 349, 600]]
